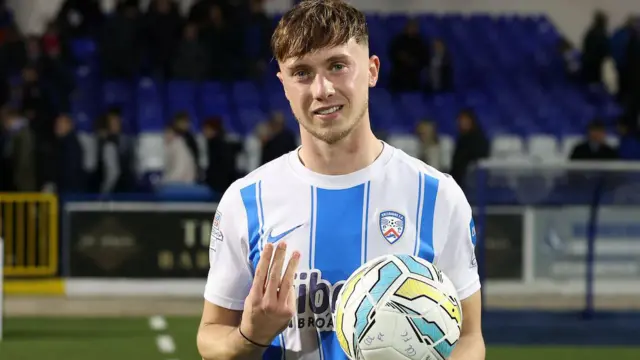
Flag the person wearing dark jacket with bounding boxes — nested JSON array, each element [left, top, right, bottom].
[[171, 112, 200, 175], [581, 10, 609, 85], [570, 120, 618, 160], [450, 109, 489, 188], [50, 114, 85, 193], [261, 111, 297, 165], [202, 117, 238, 193], [98, 110, 136, 194]]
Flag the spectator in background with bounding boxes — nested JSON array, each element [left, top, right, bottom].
[[616, 120, 640, 160], [40, 35, 74, 113], [20, 64, 55, 139], [3, 108, 36, 191], [427, 39, 453, 94], [245, 121, 271, 171], [171, 22, 211, 81], [100, 2, 142, 79], [24, 35, 42, 65], [581, 10, 609, 85], [98, 109, 135, 194], [570, 119, 618, 160], [621, 22, 640, 132], [162, 125, 197, 184], [200, 5, 231, 80], [261, 111, 297, 165], [558, 37, 581, 81], [0, 25, 26, 76], [246, 0, 272, 79], [610, 16, 637, 101], [450, 109, 489, 188], [48, 114, 85, 193], [415, 120, 443, 171], [389, 18, 428, 92], [171, 112, 200, 172], [202, 117, 237, 193], [56, 0, 103, 40], [144, 0, 183, 79]]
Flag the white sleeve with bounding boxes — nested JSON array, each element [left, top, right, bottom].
[[204, 184, 253, 310], [436, 177, 481, 301]]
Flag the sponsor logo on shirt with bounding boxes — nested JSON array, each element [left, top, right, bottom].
[[290, 270, 344, 331], [210, 211, 223, 252]]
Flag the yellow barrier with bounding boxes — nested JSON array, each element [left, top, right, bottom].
[[0, 193, 58, 277]]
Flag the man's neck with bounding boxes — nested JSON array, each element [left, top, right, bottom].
[[298, 128, 383, 176]]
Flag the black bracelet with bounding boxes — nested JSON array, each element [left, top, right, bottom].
[[238, 327, 270, 348]]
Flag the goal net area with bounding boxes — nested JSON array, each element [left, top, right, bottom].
[[467, 160, 640, 315]]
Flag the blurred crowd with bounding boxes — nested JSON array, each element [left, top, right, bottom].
[[0, 1, 639, 197]]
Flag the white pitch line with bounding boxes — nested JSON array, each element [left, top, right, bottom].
[[148, 315, 177, 357], [156, 334, 176, 354], [149, 315, 168, 331]]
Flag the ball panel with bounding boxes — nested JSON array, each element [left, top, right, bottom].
[[355, 311, 398, 351], [359, 347, 411, 360], [393, 254, 435, 280]]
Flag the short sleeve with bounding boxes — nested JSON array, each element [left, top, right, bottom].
[[436, 177, 481, 301], [204, 184, 253, 310]]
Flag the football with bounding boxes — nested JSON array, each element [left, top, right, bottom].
[[334, 254, 462, 360]]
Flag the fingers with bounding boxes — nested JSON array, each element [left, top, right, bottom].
[[251, 242, 274, 296], [278, 250, 300, 304], [264, 242, 287, 300]]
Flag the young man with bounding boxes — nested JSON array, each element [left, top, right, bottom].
[[197, 1, 485, 359]]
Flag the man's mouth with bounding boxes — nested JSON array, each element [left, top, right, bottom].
[[313, 105, 344, 115]]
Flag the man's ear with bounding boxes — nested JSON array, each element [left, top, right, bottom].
[[276, 72, 288, 99], [368, 55, 380, 87]]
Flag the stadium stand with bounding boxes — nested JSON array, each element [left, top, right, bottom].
[[67, 13, 622, 171]]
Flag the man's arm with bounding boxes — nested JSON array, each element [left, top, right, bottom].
[[197, 302, 266, 360], [449, 290, 485, 360]]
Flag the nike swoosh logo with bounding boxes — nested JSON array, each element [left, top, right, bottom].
[[266, 224, 305, 244]]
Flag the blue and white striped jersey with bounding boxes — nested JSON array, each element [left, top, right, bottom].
[[205, 142, 480, 360]]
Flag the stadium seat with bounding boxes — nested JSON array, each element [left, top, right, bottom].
[[137, 78, 165, 132], [491, 135, 524, 158], [166, 81, 199, 127], [387, 134, 420, 157], [439, 135, 455, 170], [138, 133, 165, 172], [527, 134, 559, 160]]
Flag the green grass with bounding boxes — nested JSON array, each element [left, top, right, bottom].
[[0, 317, 638, 359]]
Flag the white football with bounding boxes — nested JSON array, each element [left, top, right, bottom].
[[334, 254, 462, 360]]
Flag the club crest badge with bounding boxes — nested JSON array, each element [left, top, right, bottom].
[[379, 211, 405, 244]]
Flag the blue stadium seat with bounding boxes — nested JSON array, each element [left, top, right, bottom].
[[166, 81, 199, 127], [102, 80, 135, 133], [70, 38, 98, 64], [232, 81, 262, 108], [137, 78, 165, 132], [71, 66, 99, 132]]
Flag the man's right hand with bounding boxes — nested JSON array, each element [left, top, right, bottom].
[[239, 241, 300, 346]]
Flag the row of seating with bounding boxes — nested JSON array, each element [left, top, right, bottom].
[[71, 75, 620, 138], [77, 132, 600, 175]]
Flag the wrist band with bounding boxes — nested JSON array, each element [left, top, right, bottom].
[[238, 327, 270, 348]]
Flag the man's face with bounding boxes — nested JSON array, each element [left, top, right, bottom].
[[277, 39, 379, 144], [589, 128, 606, 143]]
